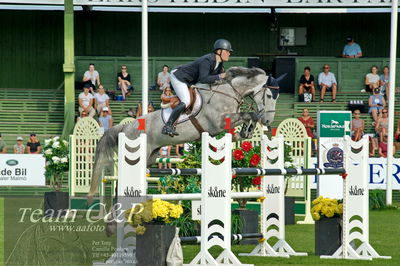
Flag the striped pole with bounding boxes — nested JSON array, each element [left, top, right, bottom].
[[147, 167, 345, 176], [180, 233, 263, 244]]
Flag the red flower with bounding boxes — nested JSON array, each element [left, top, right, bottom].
[[241, 142, 252, 152], [232, 174, 237, 179], [250, 154, 261, 166], [252, 176, 261, 185], [233, 149, 244, 161]]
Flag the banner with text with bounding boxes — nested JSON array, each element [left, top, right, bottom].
[[0, 154, 45, 186], [0, 0, 396, 8]]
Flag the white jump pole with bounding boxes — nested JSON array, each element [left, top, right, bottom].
[[386, 0, 398, 206], [141, 0, 148, 115]]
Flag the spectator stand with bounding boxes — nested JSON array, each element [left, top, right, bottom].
[[276, 118, 313, 224]]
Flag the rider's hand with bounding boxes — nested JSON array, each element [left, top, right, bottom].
[[219, 73, 226, 79]]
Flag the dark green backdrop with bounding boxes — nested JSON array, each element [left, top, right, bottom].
[[0, 10, 394, 89]]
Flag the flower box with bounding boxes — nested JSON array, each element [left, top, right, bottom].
[[315, 217, 341, 256], [136, 223, 176, 266]]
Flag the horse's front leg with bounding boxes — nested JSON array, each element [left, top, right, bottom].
[[221, 112, 259, 140]]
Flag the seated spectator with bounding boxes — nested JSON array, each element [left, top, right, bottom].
[[94, 84, 111, 115], [82, 63, 100, 94], [342, 36, 362, 58], [148, 101, 155, 113], [14, 137, 25, 154], [176, 144, 184, 157], [369, 134, 379, 157], [98, 107, 113, 132], [396, 118, 400, 142], [368, 87, 385, 125], [380, 66, 390, 100], [351, 109, 364, 142], [362, 65, 380, 93], [78, 84, 96, 118], [298, 66, 316, 102], [157, 65, 171, 91], [379, 135, 396, 158], [26, 133, 41, 154], [375, 108, 389, 142], [158, 146, 172, 169], [318, 64, 337, 102], [117, 65, 133, 100], [298, 108, 314, 138], [76, 110, 88, 122], [0, 133, 7, 153], [160, 88, 179, 109]]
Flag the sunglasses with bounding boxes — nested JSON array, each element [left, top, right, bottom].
[[324, 67, 329, 69], [354, 113, 360, 115]]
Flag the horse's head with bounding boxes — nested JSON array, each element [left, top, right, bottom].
[[225, 67, 283, 127]]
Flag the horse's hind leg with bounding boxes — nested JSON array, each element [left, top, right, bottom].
[[147, 148, 160, 167]]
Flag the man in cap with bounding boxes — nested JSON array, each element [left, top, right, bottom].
[[0, 133, 7, 153], [161, 38, 233, 137], [342, 36, 362, 58]]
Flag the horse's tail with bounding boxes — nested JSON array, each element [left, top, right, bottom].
[[87, 124, 125, 203]]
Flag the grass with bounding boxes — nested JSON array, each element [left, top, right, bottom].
[[0, 197, 398, 265], [182, 209, 400, 265]]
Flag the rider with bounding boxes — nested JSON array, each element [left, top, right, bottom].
[[161, 39, 233, 137]]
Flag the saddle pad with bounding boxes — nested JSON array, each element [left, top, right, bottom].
[[161, 89, 203, 125]]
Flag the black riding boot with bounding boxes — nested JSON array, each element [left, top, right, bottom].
[[162, 102, 186, 137]]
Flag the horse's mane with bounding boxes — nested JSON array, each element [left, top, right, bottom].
[[224, 67, 266, 83]]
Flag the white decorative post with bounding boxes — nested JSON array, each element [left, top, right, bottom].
[[187, 133, 248, 265], [240, 135, 307, 257], [321, 135, 391, 260]]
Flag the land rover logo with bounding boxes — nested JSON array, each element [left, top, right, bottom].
[[6, 159, 18, 166]]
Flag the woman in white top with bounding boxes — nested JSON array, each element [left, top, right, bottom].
[[94, 84, 112, 115], [82, 63, 101, 94], [364, 65, 380, 93]]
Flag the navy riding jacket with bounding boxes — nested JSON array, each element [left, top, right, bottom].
[[173, 53, 224, 86]]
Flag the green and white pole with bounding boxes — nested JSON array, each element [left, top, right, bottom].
[[62, 0, 75, 140]]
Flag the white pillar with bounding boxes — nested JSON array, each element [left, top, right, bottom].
[[386, 0, 398, 205], [141, 0, 148, 115]]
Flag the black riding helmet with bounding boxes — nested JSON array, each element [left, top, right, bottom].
[[213, 39, 233, 52]]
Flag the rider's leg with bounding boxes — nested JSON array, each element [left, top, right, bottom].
[[162, 71, 191, 136]]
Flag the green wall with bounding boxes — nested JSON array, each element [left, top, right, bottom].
[[0, 10, 395, 89]]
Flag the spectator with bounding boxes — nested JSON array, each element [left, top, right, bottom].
[[369, 134, 379, 157], [396, 118, 400, 142], [78, 84, 96, 118], [342, 36, 362, 58], [298, 108, 315, 139], [94, 84, 111, 115], [375, 108, 388, 143], [98, 107, 113, 132], [318, 64, 337, 102], [158, 146, 172, 169], [77, 110, 88, 122], [176, 144, 184, 157], [117, 65, 133, 100], [298, 66, 316, 102], [368, 87, 385, 125], [26, 133, 41, 154], [160, 88, 179, 109], [14, 137, 25, 154], [351, 109, 364, 141], [362, 65, 380, 93], [148, 101, 155, 113], [157, 65, 171, 91], [82, 63, 100, 94], [379, 135, 396, 158], [380, 66, 390, 100], [0, 133, 7, 153]]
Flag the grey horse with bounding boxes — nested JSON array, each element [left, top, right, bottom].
[[88, 66, 282, 200]]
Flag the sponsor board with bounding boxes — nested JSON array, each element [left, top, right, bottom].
[[0, 154, 45, 186]]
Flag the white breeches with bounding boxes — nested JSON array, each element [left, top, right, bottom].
[[170, 69, 190, 106]]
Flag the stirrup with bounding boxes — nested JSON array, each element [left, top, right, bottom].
[[162, 124, 179, 137]]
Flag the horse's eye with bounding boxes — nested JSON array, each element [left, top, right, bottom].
[[267, 94, 272, 99]]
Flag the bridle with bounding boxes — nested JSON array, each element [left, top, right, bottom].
[[198, 78, 279, 114]]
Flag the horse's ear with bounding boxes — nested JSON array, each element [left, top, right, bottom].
[[276, 73, 287, 83]]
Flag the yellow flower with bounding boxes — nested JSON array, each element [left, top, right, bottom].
[[136, 225, 146, 235], [336, 203, 343, 214], [257, 197, 266, 202], [311, 212, 320, 221], [312, 196, 323, 205], [325, 208, 335, 218], [169, 205, 183, 218]]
